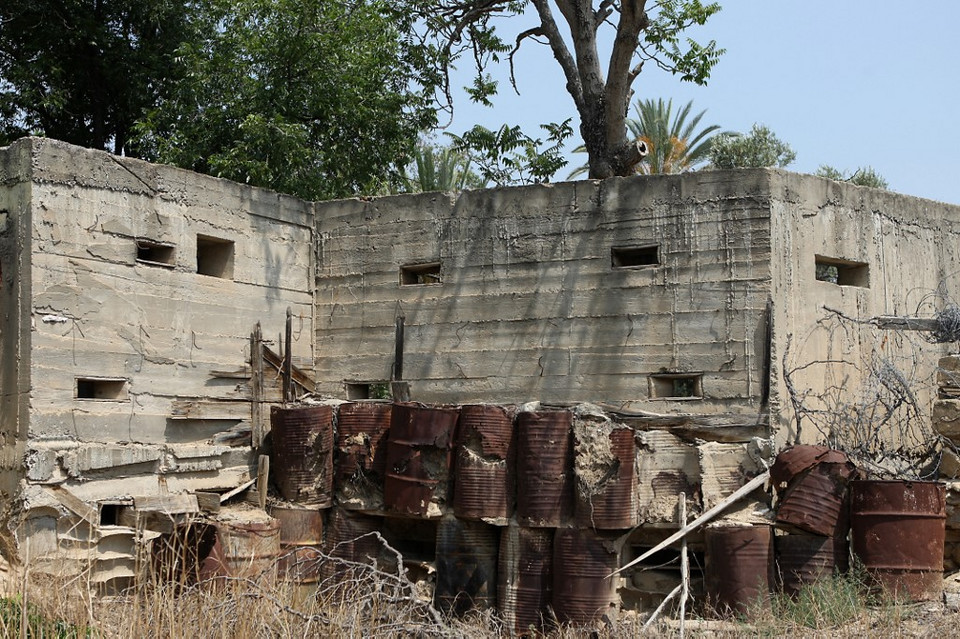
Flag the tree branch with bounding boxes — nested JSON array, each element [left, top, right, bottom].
[[529, 0, 584, 109], [509, 26, 547, 95]]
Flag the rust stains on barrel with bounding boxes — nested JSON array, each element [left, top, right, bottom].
[[453, 404, 515, 521], [336, 401, 392, 482], [383, 402, 459, 517], [216, 517, 282, 584], [270, 404, 334, 506], [498, 525, 553, 636], [322, 508, 383, 582], [772, 445, 855, 538], [576, 426, 638, 530], [705, 525, 773, 616], [775, 533, 849, 596], [434, 517, 499, 615], [271, 505, 324, 583], [552, 528, 619, 625], [850, 480, 946, 601], [516, 410, 573, 527]]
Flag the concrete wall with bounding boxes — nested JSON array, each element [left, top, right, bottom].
[[0, 141, 32, 507], [768, 171, 960, 456], [8, 138, 315, 502], [315, 171, 774, 415]]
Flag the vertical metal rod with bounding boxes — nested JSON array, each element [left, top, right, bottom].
[[393, 313, 405, 381], [283, 307, 293, 402]]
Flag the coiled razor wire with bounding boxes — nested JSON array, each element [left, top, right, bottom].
[[926, 303, 960, 344]]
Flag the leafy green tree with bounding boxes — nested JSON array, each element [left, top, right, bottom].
[[134, 0, 437, 200], [709, 123, 796, 169], [816, 165, 889, 189], [447, 120, 573, 187], [419, 1, 724, 179], [0, 0, 192, 154]]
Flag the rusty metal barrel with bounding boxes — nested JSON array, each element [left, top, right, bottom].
[[774, 446, 854, 538], [336, 402, 392, 482], [552, 528, 619, 625], [575, 426, 638, 530], [498, 525, 554, 636], [775, 533, 849, 596], [271, 505, 324, 584], [215, 517, 282, 584], [516, 410, 573, 527], [453, 404, 514, 521], [321, 508, 383, 583], [270, 404, 334, 506], [705, 525, 773, 616], [850, 480, 946, 601], [383, 403, 459, 518], [434, 517, 499, 615]]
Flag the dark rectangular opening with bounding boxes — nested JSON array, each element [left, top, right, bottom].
[[400, 262, 441, 286], [612, 245, 659, 269], [345, 382, 392, 400], [815, 255, 869, 288], [649, 373, 703, 400], [99, 503, 122, 526], [197, 235, 235, 279], [76, 377, 128, 401], [136, 240, 175, 268]]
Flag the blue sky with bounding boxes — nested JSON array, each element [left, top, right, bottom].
[[446, 1, 960, 204]]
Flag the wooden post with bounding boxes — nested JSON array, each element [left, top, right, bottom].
[[679, 493, 689, 639], [257, 454, 270, 511], [283, 307, 293, 403], [251, 323, 264, 449]]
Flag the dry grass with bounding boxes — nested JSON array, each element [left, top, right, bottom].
[[2, 549, 959, 638]]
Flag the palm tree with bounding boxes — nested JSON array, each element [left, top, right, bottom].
[[399, 143, 485, 193], [630, 98, 720, 174], [568, 98, 720, 178]]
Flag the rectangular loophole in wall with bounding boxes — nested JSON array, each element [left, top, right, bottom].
[[612, 245, 659, 269], [99, 503, 122, 526], [345, 381, 392, 400], [649, 373, 703, 400], [400, 262, 441, 286], [815, 255, 869, 287], [76, 377, 128, 401], [197, 235, 235, 279], [136, 239, 175, 268]]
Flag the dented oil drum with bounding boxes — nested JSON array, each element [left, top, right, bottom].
[[271, 505, 324, 583], [321, 508, 382, 582], [516, 410, 573, 527], [453, 404, 514, 521], [216, 517, 282, 584], [776, 451, 855, 538], [552, 528, 619, 625], [383, 403, 459, 518], [850, 480, 946, 601], [575, 426, 638, 530], [775, 533, 849, 596], [434, 517, 499, 615], [498, 525, 553, 636], [335, 401, 392, 484], [270, 404, 335, 506], [705, 525, 773, 616]]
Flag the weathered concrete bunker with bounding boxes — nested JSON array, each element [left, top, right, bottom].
[[2, 137, 960, 610]]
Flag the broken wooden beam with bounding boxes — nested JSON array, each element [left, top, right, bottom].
[[874, 316, 940, 332], [610, 470, 770, 577]]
